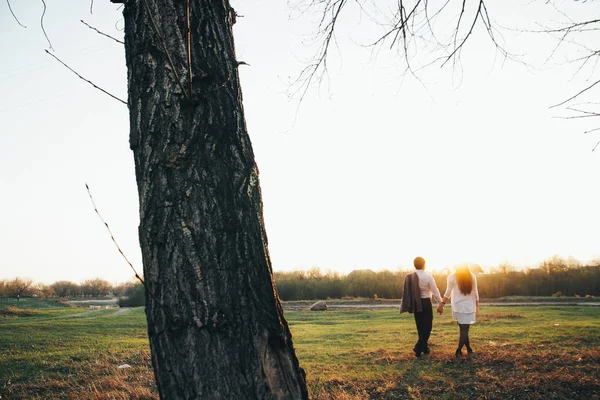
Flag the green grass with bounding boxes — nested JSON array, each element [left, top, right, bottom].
[[291, 307, 600, 399], [0, 297, 69, 309], [1, 302, 599, 399]]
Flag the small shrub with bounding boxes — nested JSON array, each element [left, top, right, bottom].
[[118, 283, 145, 307], [0, 307, 40, 317], [552, 291, 564, 297], [585, 294, 595, 299]]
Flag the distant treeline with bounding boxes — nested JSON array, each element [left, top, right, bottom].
[[0, 278, 136, 299], [1, 256, 598, 302], [275, 256, 600, 300]]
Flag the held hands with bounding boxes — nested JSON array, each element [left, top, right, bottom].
[[437, 303, 444, 315]]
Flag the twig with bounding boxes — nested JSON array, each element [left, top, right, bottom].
[[142, 0, 190, 100], [7, 0, 27, 28], [90, 0, 94, 14], [441, 0, 483, 68], [550, 79, 600, 109], [40, 0, 54, 50], [45, 50, 127, 105], [81, 20, 124, 44], [186, 0, 193, 96], [85, 185, 170, 314], [85, 183, 144, 285]]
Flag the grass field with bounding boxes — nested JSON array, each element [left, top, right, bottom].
[[1, 301, 599, 399]]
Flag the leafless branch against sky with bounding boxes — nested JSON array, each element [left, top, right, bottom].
[[289, 0, 516, 102], [85, 184, 144, 285], [86, 184, 169, 312], [550, 79, 600, 109], [288, 0, 348, 105], [45, 50, 127, 104], [40, 0, 53, 50], [288, 0, 599, 145], [81, 20, 124, 44], [6, 0, 26, 28]]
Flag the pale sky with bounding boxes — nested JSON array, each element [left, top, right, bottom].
[[0, 0, 598, 284]]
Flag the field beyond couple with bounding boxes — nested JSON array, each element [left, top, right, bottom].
[[1, 301, 599, 399]]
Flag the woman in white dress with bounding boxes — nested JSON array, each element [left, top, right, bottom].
[[438, 264, 479, 357]]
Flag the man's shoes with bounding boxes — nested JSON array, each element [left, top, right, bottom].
[[466, 346, 473, 355], [455, 349, 462, 358], [423, 347, 430, 355]]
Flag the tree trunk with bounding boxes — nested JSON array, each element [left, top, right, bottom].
[[121, 1, 308, 398]]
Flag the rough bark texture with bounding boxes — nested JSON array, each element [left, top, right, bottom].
[[121, 1, 308, 398]]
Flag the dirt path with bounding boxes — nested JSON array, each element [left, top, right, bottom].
[[110, 307, 135, 316]]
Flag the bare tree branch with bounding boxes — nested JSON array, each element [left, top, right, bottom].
[[45, 50, 127, 105], [289, 0, 348, 104], [40, 0, 53, 50], [81, 20, 124, 44], [542, 19, 600, 34], [550, 79, 600, 109], [6, 0, 26, 28], [85, 183, 143, 285], [85, 184, 168, 313], [441, 0, 483, 67]]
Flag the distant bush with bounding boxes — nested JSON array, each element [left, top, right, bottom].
[[118, 283, 145, 307], [586, 294, 595, 299], [552, 291, 564, 297]]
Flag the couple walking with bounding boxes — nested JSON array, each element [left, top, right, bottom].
[[400, 256, 479, 358]]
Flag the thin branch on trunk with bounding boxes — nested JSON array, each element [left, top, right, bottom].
[[186, 0, 193, 96], [85, 184, 169, 313], [45, 50, 127, 105], [81, 20, 124, 44], [85, 183, 143, 285], [142, 0, 190, 100]]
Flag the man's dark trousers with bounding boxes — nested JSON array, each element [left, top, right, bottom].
[[413, 298, 433, 356]]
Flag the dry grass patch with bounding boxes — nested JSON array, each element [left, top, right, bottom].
[[0, 307, 40, 317], [2, 351, 157, 399], [477, 312, 525, 322]]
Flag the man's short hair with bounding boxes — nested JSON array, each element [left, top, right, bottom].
[[413, 257, 426, 270]]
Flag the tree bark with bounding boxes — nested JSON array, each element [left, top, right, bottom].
[[121, 1, 308, 398]]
